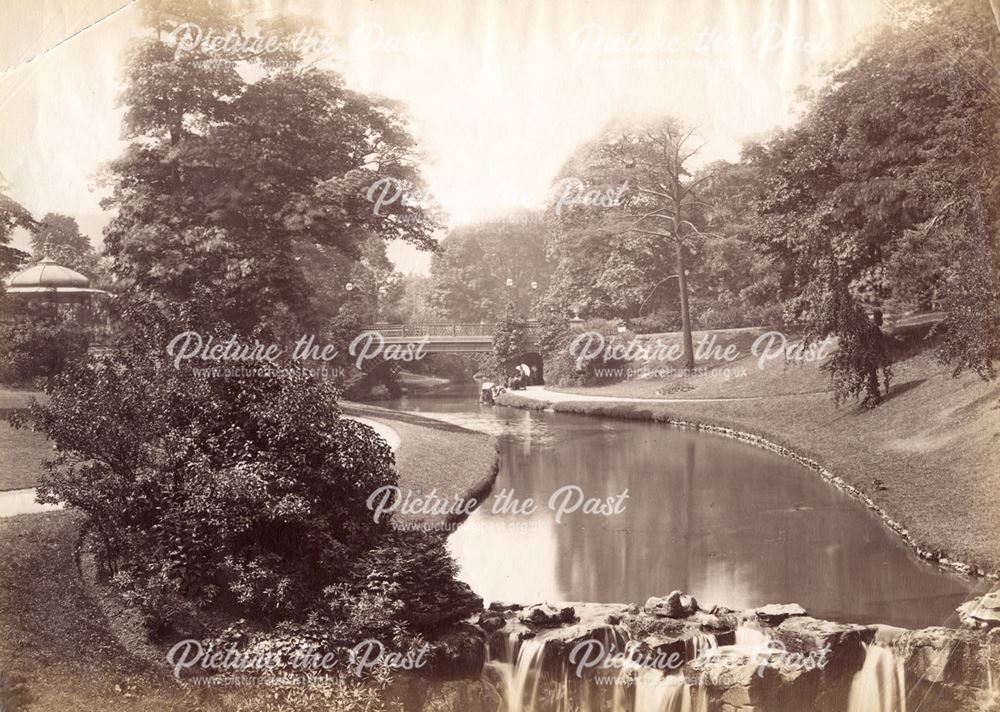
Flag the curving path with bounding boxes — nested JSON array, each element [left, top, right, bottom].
[[0, 488, 61, 518], [0, 415, 401, 519], [509, 384, 824, 404]]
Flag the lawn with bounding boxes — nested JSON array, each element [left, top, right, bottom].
[[0, 422, 50, 491], [0, 387, 52, 491], [558, 326, 832, 399], [343, 402, 500, 527], [0, 512, 205, 711]]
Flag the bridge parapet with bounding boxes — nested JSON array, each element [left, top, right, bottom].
[[367, 323, 495, 338], [364, 322, 542, 337], [361, 322, 541, 353]]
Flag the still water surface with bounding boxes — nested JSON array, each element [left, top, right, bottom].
[[381, 385, 975, 629]]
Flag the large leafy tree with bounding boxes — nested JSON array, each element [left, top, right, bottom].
[[0, 185, 35, 278], [546, 118, 718, 367], [686, 157, 783, 324], [102, 0, 438, 334], [752, 1, 999, 405], [543, 134, 670, 323]]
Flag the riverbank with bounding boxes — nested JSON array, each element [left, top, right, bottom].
[[496, 349, 1000, 577]]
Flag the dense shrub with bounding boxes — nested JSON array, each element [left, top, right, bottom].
[[694, 300, 784, 331], [543, 318, 635, 386], [626, 310, 681, 335], [12, 306, 480, 639], [0, 306, 90, 385], [334, 530, 483, 634], [487, 302, 528, 378]]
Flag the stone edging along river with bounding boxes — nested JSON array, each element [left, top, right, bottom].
[[493, 389, 997, 583]]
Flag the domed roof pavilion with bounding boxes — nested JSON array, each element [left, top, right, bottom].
[[3, 258, 108, 302]]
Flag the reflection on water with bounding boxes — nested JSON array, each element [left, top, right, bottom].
[[381, 385, 976, 629]]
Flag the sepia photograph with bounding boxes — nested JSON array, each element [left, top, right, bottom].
[[1, 0, 999, 710]]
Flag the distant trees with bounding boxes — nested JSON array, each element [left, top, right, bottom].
[[429, 216, 550, 322], [30, 214, 89, 261], [488, 302, 528, 378], [30, 213, 102, 279], [396, 274, 444, 324]]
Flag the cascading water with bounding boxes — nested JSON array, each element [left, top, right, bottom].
[[847, 640, 907, 712], [489, 624, 714, 712], [685, 632, 718, 661], [627, 669, 693, 712], [733, 618, 769, 648], [491, 635, 551, 712]]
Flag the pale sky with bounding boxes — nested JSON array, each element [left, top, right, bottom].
[[0, 0, 883, 273]]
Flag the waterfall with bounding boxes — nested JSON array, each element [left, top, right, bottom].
[[733, 618, 768, 649], [491, 636, 550, 712], [685, 632, 718, 660], [489, 625, 709, 712], [847, 643, 907, 712], [631, 669, 692, 712], [608, 666, 699, 712]]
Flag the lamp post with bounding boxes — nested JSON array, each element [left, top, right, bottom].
[[503, 278, 539, 316]]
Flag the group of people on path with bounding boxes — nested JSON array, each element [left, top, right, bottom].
[[480, 363, 533, 404]]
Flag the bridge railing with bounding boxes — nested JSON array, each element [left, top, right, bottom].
[[363, 322, 542, 339]]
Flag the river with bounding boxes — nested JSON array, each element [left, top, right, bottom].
[[380, 385, 975, 630]]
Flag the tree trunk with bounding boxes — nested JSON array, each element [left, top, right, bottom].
[[676, 243, 695, 369]]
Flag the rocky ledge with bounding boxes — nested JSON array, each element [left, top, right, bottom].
[[399, 591, 1000, 712]]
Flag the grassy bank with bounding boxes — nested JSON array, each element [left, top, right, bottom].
[[0, 423, 48, 491], [500, 347, 1000, 575], [343, 402, 500, 527], [0, 512, 205, 711]]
